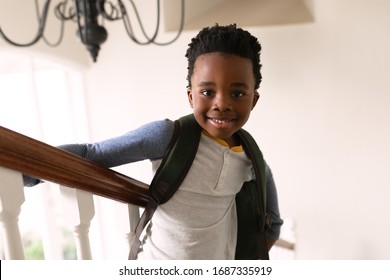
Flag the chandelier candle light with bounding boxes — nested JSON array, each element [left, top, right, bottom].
[[0, 0, 185, 62]]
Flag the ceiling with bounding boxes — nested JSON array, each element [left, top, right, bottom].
[[164, 0, 314, 31]]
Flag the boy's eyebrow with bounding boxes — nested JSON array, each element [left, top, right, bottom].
[[198, 81, 215, 87], [198, 81, 250, 89], [231, 82, 250, 89]]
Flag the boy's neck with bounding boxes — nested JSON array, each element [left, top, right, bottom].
[[202, 130, 241, 148]]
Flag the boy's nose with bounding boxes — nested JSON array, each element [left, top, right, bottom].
[[213, 93, 232, 112]]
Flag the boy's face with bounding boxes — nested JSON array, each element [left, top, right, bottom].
[[187, 53, 259, 146]]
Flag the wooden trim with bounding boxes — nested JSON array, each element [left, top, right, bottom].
[[0, 126, 149, 207], [275, 238, 295, 250]]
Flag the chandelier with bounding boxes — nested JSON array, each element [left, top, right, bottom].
[[0, 0, 185, 62]]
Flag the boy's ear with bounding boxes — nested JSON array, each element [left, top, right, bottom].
[[252, 91, 260, 110], [187, 88, 194, 108]]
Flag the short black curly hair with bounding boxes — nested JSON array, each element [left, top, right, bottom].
[[185, 23, 262, 90]]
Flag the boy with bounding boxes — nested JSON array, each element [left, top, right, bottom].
[[26, 24, 283, 259]]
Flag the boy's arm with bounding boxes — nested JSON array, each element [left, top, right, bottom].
[[23, 119, 175, 186], [58, 119, 175, 167], [264, 162, 283, 245]]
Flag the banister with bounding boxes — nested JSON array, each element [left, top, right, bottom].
[[0, 126, 149, 207], [0, 126, 295, 253]]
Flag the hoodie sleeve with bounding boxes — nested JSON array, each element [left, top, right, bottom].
[[264, 162, 284, 240], [57, 119, 175, 167], [24, 119, 175, 186]]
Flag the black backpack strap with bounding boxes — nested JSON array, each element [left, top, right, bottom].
[[235, 128, 270, 260], [129, 114, 201, 259]]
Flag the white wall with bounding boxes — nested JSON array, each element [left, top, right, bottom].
[[2, 0, 389, 259], [250, 1, 390, 259]]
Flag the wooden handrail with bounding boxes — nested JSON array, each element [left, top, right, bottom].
[[0, 126, 149, 207]]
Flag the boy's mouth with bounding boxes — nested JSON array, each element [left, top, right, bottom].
[[207, 117, 236, 128], [210, 118, 232, 124]]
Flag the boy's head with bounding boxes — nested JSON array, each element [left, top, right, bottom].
[[185, 23, 262, 90], [185, 24, 262, 147]]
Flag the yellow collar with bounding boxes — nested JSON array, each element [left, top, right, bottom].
[[202, 130, 244, 152]]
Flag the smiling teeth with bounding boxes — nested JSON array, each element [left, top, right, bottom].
[[212, 119, 231, 124]]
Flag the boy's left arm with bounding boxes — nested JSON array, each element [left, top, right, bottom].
[[264, 162, 283, 247]]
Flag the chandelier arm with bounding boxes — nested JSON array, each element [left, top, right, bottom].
[[152, 0, 185, 46], [0, 0, 52, 47], [115, 1, 138, 42], [55, 0, 77, 21], [122, 14, 137, 42], [97, 0, 121, 21], [126, 0, 160, 44], [36, 0, 65, 47], [116, 0, 154, 45], [120, 1, 137, 41], [41, 19, 65, 47]]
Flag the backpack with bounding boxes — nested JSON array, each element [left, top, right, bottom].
[[129, 114, 270, 260]]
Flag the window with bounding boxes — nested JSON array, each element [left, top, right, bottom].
[[0, 51, 88, 259]]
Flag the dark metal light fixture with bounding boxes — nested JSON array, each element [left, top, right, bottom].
[[0, 0, 185, 62]]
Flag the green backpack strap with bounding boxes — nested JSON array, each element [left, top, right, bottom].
[[149, 114, 201, 204], [235, 128, 270, 260], [129, 114, 201, 259]]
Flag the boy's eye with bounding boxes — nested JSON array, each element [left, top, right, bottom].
[[232, 91, 244, 98], [200, 90, 214, 96]]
